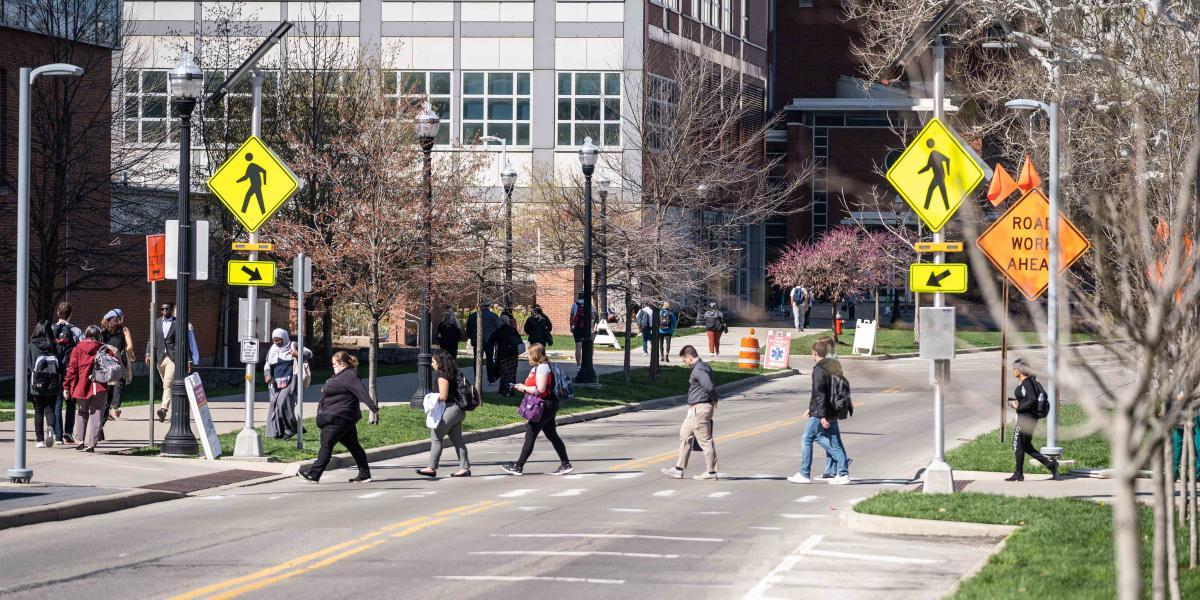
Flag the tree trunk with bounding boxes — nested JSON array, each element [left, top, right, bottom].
[[873, 288, 880, 324], [1154, 441, 1167, 600], [622, 291, 632, 383], [1188, 411, 1198, 569], [649, 326, 660, 381], [218, 288, 230, 368], [913, 292, 921, 343], [1166, 438, 1181, 600], [475, 288, 484, 397], [831, 301, 839, 344], [369, 316, 380, 404], [1113, 410, 1144, 600]]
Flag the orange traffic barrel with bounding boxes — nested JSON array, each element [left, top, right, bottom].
[[738, 328, 761, 369]]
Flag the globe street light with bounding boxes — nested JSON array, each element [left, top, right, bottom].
[[8, 62, 83, 483], [500, 160, 518, 312], [161, 52, 203, 457], [576, 137, 599, 384], [411, 101, 440, 407], [596, 176, 611, 320]]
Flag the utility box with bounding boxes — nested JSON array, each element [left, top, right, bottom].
[[919, 307, 956, 361]]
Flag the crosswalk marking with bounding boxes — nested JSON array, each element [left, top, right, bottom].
[[795, 495, 819, 503], [708, 491, 731, 498], [357, 491, 385, 499], [470, 550, 678, 559], [563, 474, 594, 480], [516, 506, 546, 511], [610, 508, 646, 513], [435, 576, 625, 585], [653, 490, 677, 497], [698, 511, 728, 515], [749, 526, 782, 531], [780, 514, 823, 519], [499, 489, 538, 498], [496, 533, 723, 542], [551, 488, 587, 497], [611, 473, 643, 479]]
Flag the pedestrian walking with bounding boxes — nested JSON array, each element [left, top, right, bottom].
[[788, 339, 850, 484], [466, 304, 501, 382], [501, 344, 573, 476], [50, 302, 82, 445], [661, 345, 719, 480], [789, 284, 805, 331], [299, 351, 379, 484], [61, 326, 110, 452], [524, 304, 554, 347], [436, 307, 463, 359], [264, 328, 310, 440], [490, 315, 523, 396], [1007, 358, 1059, 481], [27, 321, 59, 448], [702, 302, 728, 356], [658, 302, 677, 362], [99, 309, 135, 432], [416, 349, 471, 478], [637, 301, 655, 356], [803, 288, 813, 330], [814, 335, 852, 478], [569, 292, 594, 366], [149, 303, 199, 423]]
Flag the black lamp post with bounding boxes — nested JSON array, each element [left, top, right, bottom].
[[501, 161, 517, 312], [162, 52, 203, 456], [411, 102, 441, 407], [597, 176, 610, 319], [576, 137, 599, 384]]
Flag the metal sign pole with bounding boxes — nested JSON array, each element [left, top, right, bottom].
[[1042, 102, 1063, 458], [150, 280, 157, 447], [234, 70, 265, 458], [1000, 283, 1008, 443], [295, 253, 306, 451]]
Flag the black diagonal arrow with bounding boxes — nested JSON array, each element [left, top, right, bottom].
[[925, 269, 952, 288], [241, 265, 263, 282]]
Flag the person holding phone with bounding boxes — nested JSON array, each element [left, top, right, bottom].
[[299, 350, 379, 484]]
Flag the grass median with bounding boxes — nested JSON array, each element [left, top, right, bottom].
[[789, 329, 1098, 357], [854, 491, 1199, 599], [216, 362, 765, 462], [946, 404, 1110, 473]]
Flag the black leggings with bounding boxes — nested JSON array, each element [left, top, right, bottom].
[[516, 400, 569, 468], [32, 394, 56, 442], [1013, 417, 1053, 475], [308, 416, 370, 481]]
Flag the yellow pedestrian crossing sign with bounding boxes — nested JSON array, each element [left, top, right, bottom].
[[208, 136, 300, 232], [227, 260, 277, 287], [886, 118, 985, 232], [909, 263, 969, 294]]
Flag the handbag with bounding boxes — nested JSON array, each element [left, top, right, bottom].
[[517, 391, 545, 422]]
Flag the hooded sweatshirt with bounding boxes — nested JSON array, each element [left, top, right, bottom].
[[809, 357, 844, 419], [63, 339, 107, 400]]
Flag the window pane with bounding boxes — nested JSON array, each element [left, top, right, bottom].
[[383, 71, 398, 92], [462, 122, 484, 143], [604, 72, 620, 95], [558, 73, 572, 95], [400, 72, 425, 94], [463, 73, 485, 95], [604, 123, 620, 146], [436, 128, 450, 145], [575, 73, 601, 95], [124, 120, 139, 142], [517, 123, 530, 145], [125, 71, 139, 92], [122, 97, 139, 120], [557, 99, 571, 120], [604, 98, 621, 121], [263, 71, 279, 94], [488, 99, 513, 120], [488, 72, 513, 95], [432, 98, 452, 120], [574, 98, 601, 121], [517, 72, 530, 95], [517, 98, 530, 120], [143, 121, 166, 143], [143, 71, 166, 93], [557, 123, 571, 145], [463, 99, 484, 120], [575, 123, 600, 145], [487, 122, 512, 142], [143, 97, 167, 118], [430, 72, 451, 95]]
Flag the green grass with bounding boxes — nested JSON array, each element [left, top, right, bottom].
[[946, 404, 1110, 473], [855, 491, 1200, 599], [215, 363, 762, 462], [789, 329, 1098, 357], [461, 327, 707, 354]]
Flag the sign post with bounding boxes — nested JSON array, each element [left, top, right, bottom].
[[146, 234, 166, 447], [294, 253, 311, 450]]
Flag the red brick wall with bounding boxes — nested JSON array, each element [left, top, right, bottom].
[[536, 267, 583, 331], [772, 0, 862, 107]]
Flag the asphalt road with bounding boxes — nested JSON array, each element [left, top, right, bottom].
[[0, 350, 1108, 600]]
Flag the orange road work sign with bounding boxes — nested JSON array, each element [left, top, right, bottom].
[[976, 188, 1091, 301], [146, 234, 166, 282]]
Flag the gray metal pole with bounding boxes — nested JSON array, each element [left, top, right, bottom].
[[8, 68, 33, 483], [1042, 102, 1062, 457], [234, 70, 264, 457], [149, 281, 156, 446], [296, 253, 306, 451]]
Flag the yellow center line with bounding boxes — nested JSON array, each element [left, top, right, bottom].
[[609, 416, 806, 471], [171, 500, 505, 600]]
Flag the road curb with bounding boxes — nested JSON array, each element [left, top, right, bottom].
[[283, 368, 798, 477], [841, 505, 1018, 538], [841, 339, 1108, 361], [0, 489, 183, 531]]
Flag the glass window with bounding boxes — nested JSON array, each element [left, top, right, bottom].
[[556, 71, 621, 147], [647, 74, 678, 151], [123, 69, 173, 145], [389, 70, 453, 145], [462, 71, 532, 145]]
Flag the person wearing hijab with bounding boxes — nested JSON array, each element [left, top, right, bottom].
[[264, 328, 310, 439], [436, 307, 463, 359]]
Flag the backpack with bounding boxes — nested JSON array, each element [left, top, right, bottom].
[[52, 323, 77, 366], [830, 373, 854, 420], [1031, 379, 1051, 419], [571, 302, 587, 330], [549, 363, 575, 402], [30, 354, 60, 396], [637, 309, 651, 329], [792, 287, 803, 303], [455, 372, 482, 411], [659, 310, 672, 329], [90, 346, 125, 385]]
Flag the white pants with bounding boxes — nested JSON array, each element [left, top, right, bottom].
[[792, 305, 802, 329]]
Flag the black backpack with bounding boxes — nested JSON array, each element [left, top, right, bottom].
[[30, 354, 60, 396], [659, 310, 672, 329], [51, 323, 77, 366], [455, 372, 482, 411], [830, 373, 854, 420], [1030, 379, 1051, 419]]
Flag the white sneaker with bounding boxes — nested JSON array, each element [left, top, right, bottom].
[[787, 473, 811, 484], [660, 467, 684, 479], [829, 475, 852, 485], [692, 471, 718, 481], [35, 442, 46, 448]]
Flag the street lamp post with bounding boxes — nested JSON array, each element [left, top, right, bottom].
[[576, 137, 599, 384], [1005, 98, 1063, 458], [597, 177, 611, 319], [161, 52, 203, 457], [411, 102, 441, 407], [8, 62, 83, 483], [501, 161, 518, 312]]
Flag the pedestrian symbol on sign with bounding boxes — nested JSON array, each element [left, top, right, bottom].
[[207, 135, 301, 232], [237, 153, 268, 214], [919, 139, 951, 210]]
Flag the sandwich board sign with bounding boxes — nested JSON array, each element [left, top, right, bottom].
[[184, 373, 223, 461]]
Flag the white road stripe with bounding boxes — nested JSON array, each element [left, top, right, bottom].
[[200, 496, 225, 501], [748, 474, 777, 479], [780, 514, 824, 519], [749, 527, 782, 531], [357, 491, 385, 499], [741, 535, 824, 600], [499, 489, 538, 498], [481, 475, 508, 480], [653, 489, 677, 497], [803, 549, 941, 565], [708, 491, 731, 498], [611, 473, 643, 479], [470, 550, 678, 559], [698, 511, 728, 515], [267, 495, 284, 500], [497, 533, 723, 543], [563, 474, 594, 480], [610, 508, 646, 513], [795, 495, 819, 503], [552, 488, 587, 497], [516, 506, 547, 512], [435, 576, 625, 585]]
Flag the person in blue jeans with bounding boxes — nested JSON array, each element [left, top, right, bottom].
[[789, 338, 849, 485]]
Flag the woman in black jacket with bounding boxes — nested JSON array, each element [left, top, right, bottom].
[[28, 321, 59, 447], [1006, 358, 1059, 481], [299, 351, 379, 484], [490, 315, 523, 396], [436, 307, 463, 359], [524, 304, 553, 347]]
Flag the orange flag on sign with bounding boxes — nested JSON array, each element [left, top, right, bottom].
[[986, 163, 1019, 206], [1016, 156, 1042, 192]]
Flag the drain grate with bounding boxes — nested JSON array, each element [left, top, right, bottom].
[[953, 479, 974, 492], [140, 469, 274, 494]]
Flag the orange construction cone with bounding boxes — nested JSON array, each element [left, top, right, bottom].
[[738, 328, 761, 369]]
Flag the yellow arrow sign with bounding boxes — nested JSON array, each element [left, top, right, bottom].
[[909, 263, 968, 294], [208, 136, 299, 233], [227, 260, 277, 287], [887, 118, 985, 232]]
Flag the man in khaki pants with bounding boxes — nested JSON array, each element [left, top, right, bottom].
[[146, 303, 196, 422], [661, 345, 719, 481]]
